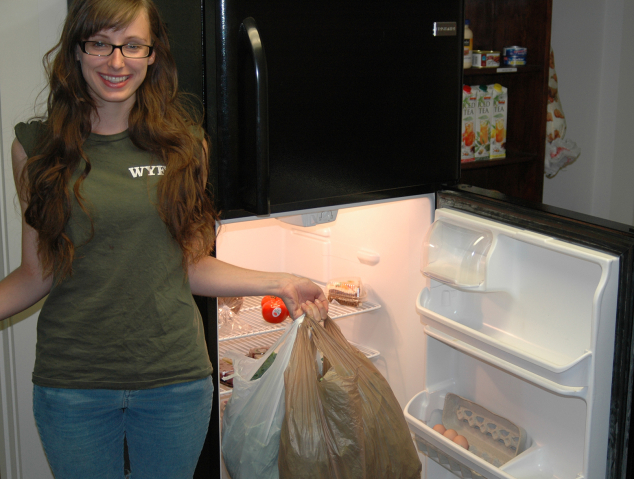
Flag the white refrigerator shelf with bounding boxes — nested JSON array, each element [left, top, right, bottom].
[[404, 389, 582, 479], [423, 327, 588, 398], [218, 295, 381, 342], [416, 289, 592, 388], [217, 326, 380, 398]]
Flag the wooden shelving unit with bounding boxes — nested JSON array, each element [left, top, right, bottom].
[[460, 0, 553, 203]]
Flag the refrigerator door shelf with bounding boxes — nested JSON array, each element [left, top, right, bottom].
[[417, 288, 593, 387], [428, 208, 615, 295], [414, 437, 566, 479], [217, 329, 380, 398], [218, 295, 381, 342], [424, 326, 587, 397], [405, 390, 561, 479]]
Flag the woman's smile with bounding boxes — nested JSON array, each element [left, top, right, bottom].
[[98, 73, 132, 87]]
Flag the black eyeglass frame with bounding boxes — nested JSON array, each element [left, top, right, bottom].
[[79, 41, 154, 58]]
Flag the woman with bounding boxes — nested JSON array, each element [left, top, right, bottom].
[[0, 0, 327, 477]]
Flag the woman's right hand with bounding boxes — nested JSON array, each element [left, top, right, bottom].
[[0, 139, 52, 321], [300, 299, 328, 322]]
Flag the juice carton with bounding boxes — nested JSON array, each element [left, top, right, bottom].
[[490, 83, 508, 159], [461, 85, 477, 162], [474, 85, 493, 160]]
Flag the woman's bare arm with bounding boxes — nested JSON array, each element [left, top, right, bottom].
[[0, 139, 53, 321], [188, 256, 328, 320], [189, 138, 327, 319]]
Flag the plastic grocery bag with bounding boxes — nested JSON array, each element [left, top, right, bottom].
[[279, 315, 422, 479], [545, 47, 581, 179], [545, 137, 581, 178], [221, 316, 303, 479]]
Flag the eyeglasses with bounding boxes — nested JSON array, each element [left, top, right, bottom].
[[79, 41, 153, 59]]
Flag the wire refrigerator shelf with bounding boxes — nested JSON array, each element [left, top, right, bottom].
[[217, 295, 381, 342]]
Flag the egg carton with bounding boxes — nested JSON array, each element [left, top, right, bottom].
[[415, 435, 485, 479], [442, 393, 527, 468]]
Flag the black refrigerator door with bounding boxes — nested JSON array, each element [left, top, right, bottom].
[[440, 185, 634, 479], [217, 0, 464, 218]]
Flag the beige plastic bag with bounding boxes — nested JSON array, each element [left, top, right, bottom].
[[279, 315, 422, 479]]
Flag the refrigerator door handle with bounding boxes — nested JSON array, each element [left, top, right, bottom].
[[240, 17, 270, 216]]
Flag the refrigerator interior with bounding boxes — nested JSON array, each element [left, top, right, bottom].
[[213, 194, 620, 479], [216, 195, 435, 404], [406, 208, 618, 479], [215, 195, 436, 477]]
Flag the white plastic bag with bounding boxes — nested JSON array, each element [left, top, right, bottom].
[[544, 48, 581, 179], [221, 315, 304, 479], [545, 137, 581, 178]]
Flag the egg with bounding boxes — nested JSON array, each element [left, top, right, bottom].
[[453, 435, 470, 450], [432, 424, 446, 435], [443, 428, 458, 440]]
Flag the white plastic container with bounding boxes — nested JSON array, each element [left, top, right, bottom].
[[422, 220, 492, 288]]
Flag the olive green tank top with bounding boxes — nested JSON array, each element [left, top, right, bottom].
[[15, 121, 212, 390]]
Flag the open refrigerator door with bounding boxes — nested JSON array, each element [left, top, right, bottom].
[[404, 191, 625, 479], [211, 188, 634, 479]]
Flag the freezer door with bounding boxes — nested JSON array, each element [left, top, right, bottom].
[[434, 185, 634, 479], [216, 0, 463, 218]]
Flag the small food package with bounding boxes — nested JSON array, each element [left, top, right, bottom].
[[461, 85, 477, 162], [490, 83, 508, 159], [219, 357, 235, 387], [247, 346, 271, 360], [326, 277, 367, 306], [218, 297, 251, 335], [218, 296, 244, 316], [474, 84, 493, 161]]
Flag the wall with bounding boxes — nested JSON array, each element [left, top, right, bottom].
[[608, 0, 634, 224], [544, 0, 634, 225], [0, 0, 66, 477]]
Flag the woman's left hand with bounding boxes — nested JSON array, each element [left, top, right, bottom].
[[278, 275, 328, 320]]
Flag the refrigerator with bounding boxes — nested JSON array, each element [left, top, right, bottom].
[[147, 1, 634, 478]]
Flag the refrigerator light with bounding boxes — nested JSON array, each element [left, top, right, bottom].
[[357, 249, 380, 266]]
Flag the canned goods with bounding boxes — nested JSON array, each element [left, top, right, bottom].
[[502, 46, 527, 66], [472, 50, 486, 68], [472, 50, 500, 68], [503, 55, 526, 66], [503, 46, 527, 56]]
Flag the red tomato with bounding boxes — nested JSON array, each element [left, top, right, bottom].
[[261, 295, 278, 308], [261, 297, 289, 323]]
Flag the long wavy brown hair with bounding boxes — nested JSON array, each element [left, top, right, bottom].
[[21, 0, 218, 281]]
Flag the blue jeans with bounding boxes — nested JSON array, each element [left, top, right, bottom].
[[33, 376, 213, 479]]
